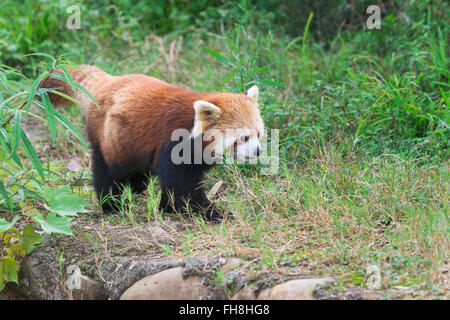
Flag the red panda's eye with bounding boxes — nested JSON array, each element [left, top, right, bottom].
[[243, 136, 250, 143]]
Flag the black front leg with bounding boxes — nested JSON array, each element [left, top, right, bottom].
[[155, 141, 223, 221], [159, 184, 223, 221]]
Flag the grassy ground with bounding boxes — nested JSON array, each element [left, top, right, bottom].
[[2, 1, 449, 298]]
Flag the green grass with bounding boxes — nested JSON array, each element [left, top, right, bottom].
[[0, 0, 449, 298]]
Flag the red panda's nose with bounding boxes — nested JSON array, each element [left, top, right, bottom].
[[256, 146, 261, 157]]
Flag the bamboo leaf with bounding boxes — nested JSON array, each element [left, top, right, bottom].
[[58, 65, 77, 93], [10, 110, 21, 157], [47, 72, 100, 110], [0, 180, 12, 209], [72, 82, 100, 110], [47, 90, 88, 108], [54, 110, 88, 148], [42, 93, 57, 143], [20, 128, 45, 182], [26, 72, 48, 111], [201, 47, 231, 65]]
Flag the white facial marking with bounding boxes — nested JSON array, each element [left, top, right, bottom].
[[236, 137, 261, 161], [204, 127, 262, 161], [214, 134, 236, 157]]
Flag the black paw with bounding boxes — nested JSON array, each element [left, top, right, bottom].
[[101, 200, 122, 214], [203, 206, 226, 222]]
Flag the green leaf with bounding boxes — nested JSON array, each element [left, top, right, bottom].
[[0, 92, 28, 110], [54, 110, 88, 148], [47, 72, 100, 110], [46, 194, 89, 217], [0, 257, 19, 290], [41, 185, 89, 216], [0, 131, 6, 158], [58, 65, 77, 93], [201, 47, 231, 65], [21, 224, 43, 254], [72, 82, 100, 110], [26, 72, 49, 111], [40, 185, 72, 200], [0, 215, 20, 232], [42, 93, 57, 143], [20, 128, 45, 182], [34, 212, 73, 235], [302, 12, 314, 57], [25, 52, 56, 61], [257, 79, 287, 87], [48, 89, 87, 108], [0, 132, 7, 158], [10, 110, 21, 157], [219, 73, 233, 84], [0, 180, 12, 209]]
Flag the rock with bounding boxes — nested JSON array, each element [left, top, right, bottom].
[[120, 267, 214, 300], [232, 285, 256, 300], [17, 252, 67, 299], [101, 257, 184, 299], [256, 288, 272, 300], [257, 278, 335, 300], [66, 265, 106, 300], [17, 254, 108, 300], [221, 258, 243, 273], [8, 220, 370, 301], [0, 283, 26, 300], [70, 275, 106, 300]]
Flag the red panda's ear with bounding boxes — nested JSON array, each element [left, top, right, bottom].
[[246, 85, 259, 101], [192, 100, 222, 137]]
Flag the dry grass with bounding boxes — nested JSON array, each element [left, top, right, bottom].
[[70, 139, 446, 297]]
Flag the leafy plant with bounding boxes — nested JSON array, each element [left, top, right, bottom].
[[0, 55, 90, 291]]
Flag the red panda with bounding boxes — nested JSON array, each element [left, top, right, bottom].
[[40, 65, 264, 221]]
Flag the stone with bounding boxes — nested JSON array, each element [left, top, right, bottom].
[[256, 288, 272, 300], [120, 267, 213, 300], [221, 258, 243, 273], [17, 253, 67, 299], [70, 275, 106, 300], [257, 278, 335, 300], [231, 285, 256, 300], [66, 265, 106, 300]]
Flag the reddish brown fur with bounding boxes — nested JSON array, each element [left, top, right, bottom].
[[40, 65, 262, 220], [42, 65, 258, 168]]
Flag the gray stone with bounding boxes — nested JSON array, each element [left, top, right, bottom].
[[120, 267, 214, 300], [257, 278, 335, 300], [221, 258, 243, 273], [232, 285, 256, 300]]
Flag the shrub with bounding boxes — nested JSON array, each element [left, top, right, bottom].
[[0, 56, 90, 291]]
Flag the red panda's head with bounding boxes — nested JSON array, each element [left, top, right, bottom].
[[191, 86, 264, 161]]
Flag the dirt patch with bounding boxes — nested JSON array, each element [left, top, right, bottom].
[[2, 216, 241, 299], [0, 214, 431, 300]]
